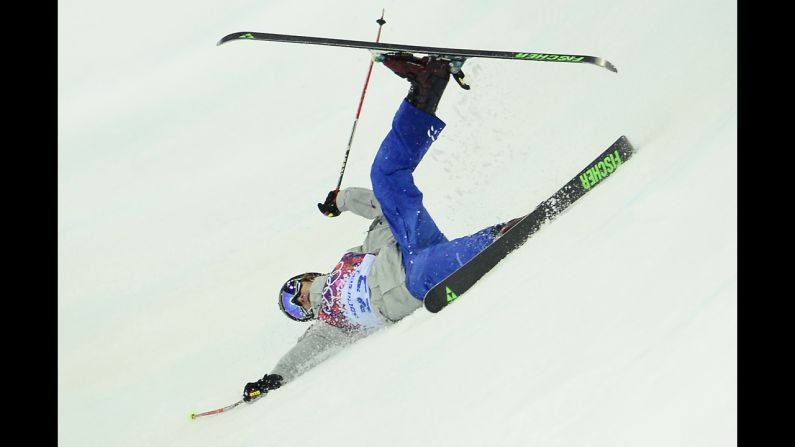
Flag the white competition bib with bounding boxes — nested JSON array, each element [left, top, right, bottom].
[[318, 253, 383, 331]]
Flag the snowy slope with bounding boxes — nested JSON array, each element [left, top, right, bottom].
[[58, 0, 736, 445]]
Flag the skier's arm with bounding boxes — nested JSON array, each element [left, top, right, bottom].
[[336, 187, 382, 220], [269, 321, 355, 384], [243, 323, 356, 400]]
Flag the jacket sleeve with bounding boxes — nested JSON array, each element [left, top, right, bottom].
[[336, 187, 383, 220], [270, 321, 357, 384]]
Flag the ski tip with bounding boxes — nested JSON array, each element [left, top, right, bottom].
[[188, 411, 197, 421], [598, 58, 618, 73], [216, 34, 232, 46], [217, 32, 253, 46], [216, 33, 233, 46]]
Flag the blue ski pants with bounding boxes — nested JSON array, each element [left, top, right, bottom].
[[370, 100, 497, 300]]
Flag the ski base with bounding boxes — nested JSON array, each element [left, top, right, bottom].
[[217, 32, 617, 73]]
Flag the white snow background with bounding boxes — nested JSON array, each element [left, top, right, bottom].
[[58, 0, 736, 445]]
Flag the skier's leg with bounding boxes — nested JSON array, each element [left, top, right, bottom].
[[370, 100, 448, 268], [404, 225, 500, 299], [372, 104, 522, 300], [370, 54, 455, 264], [401, 216, 525, 299], [372, 53, 482, 299]]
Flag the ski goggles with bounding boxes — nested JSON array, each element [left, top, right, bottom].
[[279, 276, 313, 322]]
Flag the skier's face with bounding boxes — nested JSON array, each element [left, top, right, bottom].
[[295, 280, 312, 311]]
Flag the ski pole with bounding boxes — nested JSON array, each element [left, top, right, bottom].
[[334, 9, 387, 191], [189, 399, 245, 421]]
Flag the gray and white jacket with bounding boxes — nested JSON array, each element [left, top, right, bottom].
[[271, 187, 421, 383]]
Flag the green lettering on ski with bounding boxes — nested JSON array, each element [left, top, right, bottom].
[[580, 150, 624, 190], [239, 33, 254, 39], [515, 53, 585, 62], [446, 287, 459, 302]]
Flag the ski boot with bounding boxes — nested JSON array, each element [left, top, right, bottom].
[[376, 52, 469, 116], [492, 216, 523, 240]]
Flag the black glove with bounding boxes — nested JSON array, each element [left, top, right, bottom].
[[317, 190, 341, 217], [243, 374, 283, 402]]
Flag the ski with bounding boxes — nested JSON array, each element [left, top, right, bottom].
[[217, 32, 617, 73], [423, 135, 635, 313]]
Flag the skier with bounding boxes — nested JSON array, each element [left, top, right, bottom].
[[242, 53, 519, 402]]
